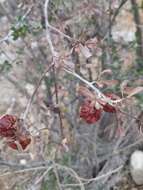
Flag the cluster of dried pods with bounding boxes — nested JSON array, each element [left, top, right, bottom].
[[79, 93, 117, 124], [0, 115, 31, 150]]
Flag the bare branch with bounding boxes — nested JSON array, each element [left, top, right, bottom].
[[63, 67, 123, 105], [44, 0, 57, 57], [22, 63, 54, 121]]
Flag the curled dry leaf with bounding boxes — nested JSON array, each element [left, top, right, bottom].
[[100, 69, 113, 76], [97, 80, 119, 87], [120, 80, 129, 96], [78, 86, 95, 100], [79, 44, 92, 58], [126, 86, 143, 98], [122, 87, 135, 95]]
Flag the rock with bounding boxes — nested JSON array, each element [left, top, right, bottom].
[[130, 150, 143, 185]]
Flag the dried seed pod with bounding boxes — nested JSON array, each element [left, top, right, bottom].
[[102, 93, 117, 113], [8, 137, 31, 150], [79, 100, 102, 124], [0, 115, 31, 150], [0, 115, 17, 138], [103, 103, 116, 113]]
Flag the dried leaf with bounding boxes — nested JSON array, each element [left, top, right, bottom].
[[78, 86, 95, 100], [99, 80, 119, 87], [127, 87, 143, 98], [120, 80, 129, 96], [79, 44, 92, 58], [122, 87, 135, 95], [100, 69, 113, 76]]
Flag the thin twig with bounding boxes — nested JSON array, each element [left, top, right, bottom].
[[0, 159, 122, 189], [99, 138, 143, 163], [48, 24, 73, 41], [44, 0, 64, 139], [53, 161, 63, 190], [56, 164, 85, 190], [52, 65, 64, 138], [56, 163, 123, 186], [44, 0, 57, 57], [35, 167, 53, 185], [0, 166, 52, 177], [111, 0, 129, 24], [22, 63, 54, 121], [63, 67, 124, 105]]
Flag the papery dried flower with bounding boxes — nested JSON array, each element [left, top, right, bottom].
[[0, 115, 17, 138], [0, 115, 31, 150], [79, 100, 102, 124], [8, 137, 31, 150]]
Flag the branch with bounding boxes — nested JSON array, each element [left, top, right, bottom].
[[63, 67, 123, 105], [131, 0, 143, 69], [0, 159, 122, 189], [44, 0, 57, 57], [44, 0, 64, 138], [22, 63, 54, 121], [56, 163, 123, 186]]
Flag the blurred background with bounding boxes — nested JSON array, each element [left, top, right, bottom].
[[0, 0, 143, 189]]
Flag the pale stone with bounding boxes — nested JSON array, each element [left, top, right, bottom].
[[25, 83, 34, 95], [20, 159, 27, 165], [130, 150, 143, 185]]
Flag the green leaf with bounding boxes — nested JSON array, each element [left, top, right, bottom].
[[0, 60, 12, 73]]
